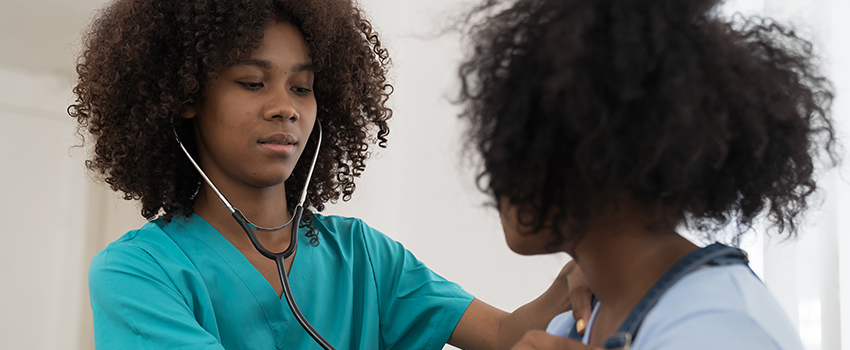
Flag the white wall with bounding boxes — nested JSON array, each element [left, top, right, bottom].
[[0, 64, 146, 350], [0, 0, 848, 349], [0, 65, 89, 350], [722, 1, 850, 349]]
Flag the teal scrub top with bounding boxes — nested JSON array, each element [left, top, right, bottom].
[[89, 213, 474, 350]]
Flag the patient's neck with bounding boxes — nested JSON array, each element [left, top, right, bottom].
[[566, 205, 697, 343]]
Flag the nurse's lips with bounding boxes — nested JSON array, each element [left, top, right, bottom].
[[258, 133, 297, 155]]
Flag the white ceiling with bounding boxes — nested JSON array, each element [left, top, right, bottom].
[[0, 0, 108, 77]]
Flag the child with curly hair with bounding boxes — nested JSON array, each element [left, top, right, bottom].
[[70, 0, 585, 349], [457, 0, 837, 348]]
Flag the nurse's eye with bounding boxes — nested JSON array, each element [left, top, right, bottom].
[[292, 86, 313, 95], [238, 82, 264, 90]]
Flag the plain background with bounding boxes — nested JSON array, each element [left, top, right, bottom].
[[0, 0, 848, 349]]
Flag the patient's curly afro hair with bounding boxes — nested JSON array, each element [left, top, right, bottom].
[[458, 0, 837, 242], [70, 0, 392, 230]]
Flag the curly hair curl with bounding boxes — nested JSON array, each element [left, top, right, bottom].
[[458, 0, 837, 243], [70, 0, 392, 243]]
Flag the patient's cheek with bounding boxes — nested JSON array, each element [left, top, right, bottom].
[[499, 203, 557, 256]]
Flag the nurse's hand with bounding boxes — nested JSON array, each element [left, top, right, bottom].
[[448, 259, 594, 350], [561, 260, 592, 335], [510, 330, 601, 350]]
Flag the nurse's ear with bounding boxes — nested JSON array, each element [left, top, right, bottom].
[[181, 98, 197, 119]]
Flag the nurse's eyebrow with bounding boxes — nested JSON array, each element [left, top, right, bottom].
[[231, 59, 273, 70], [230, 59, 314, 73], [291, 62, 314, 73]]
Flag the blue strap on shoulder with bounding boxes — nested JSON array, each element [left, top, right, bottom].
[[565, 243, 750, 349]]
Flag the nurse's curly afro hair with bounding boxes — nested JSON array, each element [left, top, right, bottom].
[[458, 0, 837, 243], [70, 0, 392, 239]]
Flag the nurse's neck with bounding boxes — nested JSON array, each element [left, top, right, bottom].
[[564, 204, 697, 346]]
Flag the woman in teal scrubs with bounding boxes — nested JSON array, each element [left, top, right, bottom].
[[70, 0, 580, 349]]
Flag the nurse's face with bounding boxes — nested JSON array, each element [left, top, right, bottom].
[[185, 21, 317, 190]]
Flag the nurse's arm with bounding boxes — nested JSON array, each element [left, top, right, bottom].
[[447, 262, 581, 350], [89, 243, 227, 349]]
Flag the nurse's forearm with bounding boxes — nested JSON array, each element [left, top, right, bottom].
[[496, 269, 572, 349], [448, 269, 571, 350]]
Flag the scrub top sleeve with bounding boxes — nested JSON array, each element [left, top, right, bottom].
[[359, 221, 475, 350], [88, 241, 225, 350]]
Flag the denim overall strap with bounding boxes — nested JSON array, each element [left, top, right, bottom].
[[601, 243, 749, 350]]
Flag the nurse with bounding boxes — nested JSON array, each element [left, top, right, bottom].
[[70, 0, 586, 349], [456, 0, 837, 349]]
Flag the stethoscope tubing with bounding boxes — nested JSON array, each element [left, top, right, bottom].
[[174, 120, 336, 350], [232, 206, 335, 350]]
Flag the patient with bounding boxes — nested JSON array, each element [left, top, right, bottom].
[[457, 0, 837, 348]]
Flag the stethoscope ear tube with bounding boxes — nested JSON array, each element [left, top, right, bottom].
[[231, 206, 301, 260], [232, 209, 279, 260]]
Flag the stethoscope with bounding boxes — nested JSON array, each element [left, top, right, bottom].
[[173, 119, 337, 350]]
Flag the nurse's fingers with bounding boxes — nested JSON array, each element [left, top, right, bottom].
[[510, 330, 600, 350], [562, 261, 593, 334]]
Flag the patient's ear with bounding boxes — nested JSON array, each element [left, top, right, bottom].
[[182, 98, 197, 119]]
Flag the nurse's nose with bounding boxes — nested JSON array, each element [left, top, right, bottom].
[[264, 92, 299, 122]]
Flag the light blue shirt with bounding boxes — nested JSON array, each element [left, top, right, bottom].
[[89, 213, 474, 349], [546, 265, 803, 349]]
